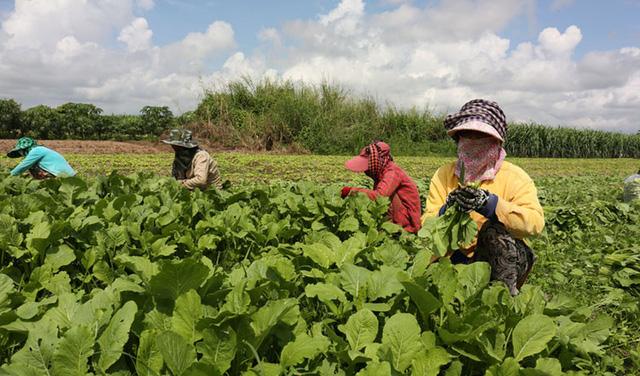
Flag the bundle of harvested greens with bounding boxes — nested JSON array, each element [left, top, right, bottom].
[[419, 163, 479, 257]]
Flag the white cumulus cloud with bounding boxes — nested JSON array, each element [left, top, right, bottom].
[[264, 1, 640, 133], [0, 0, 235, 114], [537, 25, 582, 58], [118, 18, 153, 52], [0, 0, 638, 133]]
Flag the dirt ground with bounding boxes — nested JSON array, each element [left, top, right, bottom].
[[0, 139, 170, 154], [0, 139, 310, 155]]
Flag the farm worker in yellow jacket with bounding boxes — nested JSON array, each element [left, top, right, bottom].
[[162, 129, 222, 190], [7, 137, 75, 179], [423, 99, 544, 295]]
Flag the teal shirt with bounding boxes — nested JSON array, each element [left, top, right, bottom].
[[10, 146, 75, 177]]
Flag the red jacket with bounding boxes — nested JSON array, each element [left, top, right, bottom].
[[350, 162, 422, 233]]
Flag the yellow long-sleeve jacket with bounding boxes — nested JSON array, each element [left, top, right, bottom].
[[422, 161, 544, 254]]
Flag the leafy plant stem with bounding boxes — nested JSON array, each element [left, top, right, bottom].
[[242, 339, 262, 368]]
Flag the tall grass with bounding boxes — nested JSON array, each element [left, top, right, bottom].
[[189, 78, 640, 157], [506, 124, 640, 158], [191, 78, 452, 155]]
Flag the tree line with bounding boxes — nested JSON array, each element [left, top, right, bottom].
[[0, 99, 176, 140], [2, 78, 640, 157]]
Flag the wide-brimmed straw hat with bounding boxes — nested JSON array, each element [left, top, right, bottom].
[[162, 129, 198, 148]]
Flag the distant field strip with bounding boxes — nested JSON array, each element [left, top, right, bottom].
[[1, 153, 637, 183]]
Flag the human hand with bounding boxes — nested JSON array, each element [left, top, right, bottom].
[[454, 186, 490, 212], [444, 188, 460, 211]]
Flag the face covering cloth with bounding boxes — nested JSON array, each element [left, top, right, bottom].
[[455, 136, 506, 184], [172, 147, 199, 180]]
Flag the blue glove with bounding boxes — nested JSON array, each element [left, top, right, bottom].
[[476, 193, 498, 221]]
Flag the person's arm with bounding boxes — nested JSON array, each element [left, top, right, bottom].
[[210, 158, 223, 189], [181, 153, 209, 190], [494, 177, 545, 238], [350, 169, 402, 200], [10, 149, 44, 176]]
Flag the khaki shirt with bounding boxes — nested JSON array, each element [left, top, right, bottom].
[[179, 150, 222, 190]]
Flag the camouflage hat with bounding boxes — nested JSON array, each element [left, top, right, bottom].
[[7, 137, 37, 158], [162, 129, 198, 148]]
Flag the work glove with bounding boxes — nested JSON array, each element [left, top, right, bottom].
[[341, 186, 353, 198], [439, 188, 460, 215], [454, 186, 490, 212], [442, 187, 498, 220]]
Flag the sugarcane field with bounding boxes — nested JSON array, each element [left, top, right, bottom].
[[1, 1, 640, 375]]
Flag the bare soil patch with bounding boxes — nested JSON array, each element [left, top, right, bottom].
[[0, 140, 169, 154], [0, 139, 310, 155]]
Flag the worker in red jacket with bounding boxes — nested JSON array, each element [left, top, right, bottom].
[[341, 141, 422, 233]]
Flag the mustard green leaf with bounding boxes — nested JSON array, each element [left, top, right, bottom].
[[338, 308, 378, 351], [411, 347, 452, 376], [356, 361, 392, 376], [172, 289, 204, 344], [197, 327, 236, 374], [51, 325, 95, 376], [97, 300, 137, 372], [280, 333, 330, 368], [136, 330, 164, 376], [305, 282, 347, 303], [380, 313, 423, 372], [157, 330, 197, 376], [401, 281, 442, 320], [301, 243, 336, 269], [512, 314, 556, 362], [149, 259, 209, 300]]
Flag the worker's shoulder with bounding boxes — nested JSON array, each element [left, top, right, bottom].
[[194, 149, 211, 159], [29, 145, 50, 155], [387, 161, 411, 177], [499, 160, 533, 182], [388, 161, 405, 171], [433, 161, 456, 177]]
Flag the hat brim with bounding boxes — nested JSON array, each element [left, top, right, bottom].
[[345, 156, 368, 172], [7, 149, 23, 158], [162, 140, 199, 148], [447, 120, 504, 142]]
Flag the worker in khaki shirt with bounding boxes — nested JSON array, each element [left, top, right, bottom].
[[423, 99, 544, 296], [162, 129, 222, 190]]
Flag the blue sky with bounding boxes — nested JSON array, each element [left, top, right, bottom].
[[145, 1, 337, 46], [139, 0, 640, 57], [4, 0, 635, 57], [507, 0, 640, 56], [0, 0, 639, 132]]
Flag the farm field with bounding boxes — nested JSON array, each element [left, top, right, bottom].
[[1, 152, 638, 182], [0, 153, 639, 375]]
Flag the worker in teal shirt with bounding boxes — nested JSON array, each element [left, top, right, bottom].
[[7, 137, 75, 179]]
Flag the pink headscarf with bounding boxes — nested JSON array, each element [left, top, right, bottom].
[[455, 135, 506, 184]]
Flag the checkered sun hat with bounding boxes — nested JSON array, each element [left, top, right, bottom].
[[444, 99, 508, 141]]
